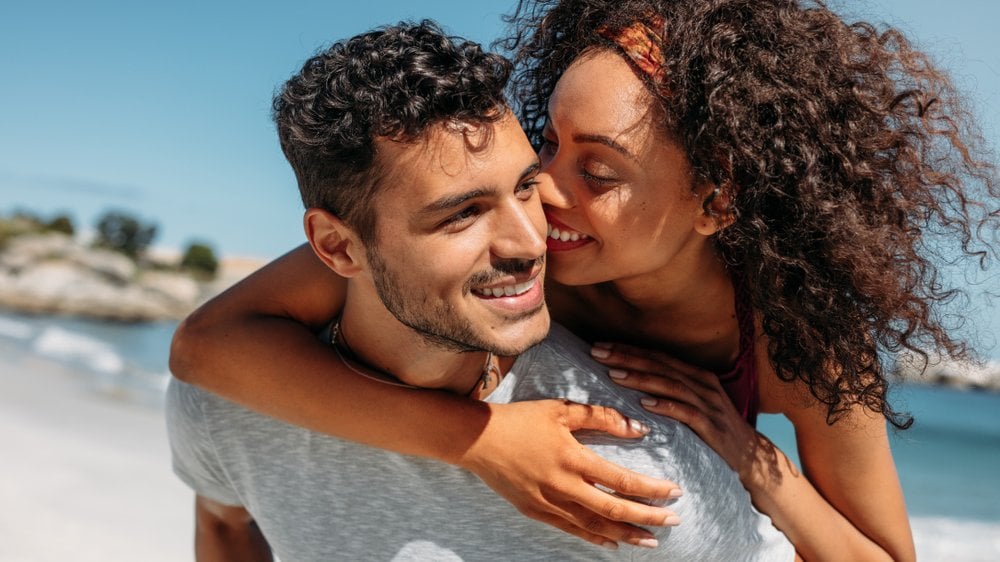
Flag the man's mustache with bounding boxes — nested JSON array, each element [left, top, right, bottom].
[[464, 255, 545, 291]]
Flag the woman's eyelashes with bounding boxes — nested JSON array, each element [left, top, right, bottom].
[[539, 131, 622, 189], [539, 138, 557, 161], [580, 161, 622, 189]]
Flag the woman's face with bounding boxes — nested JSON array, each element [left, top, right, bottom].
[[539, 49, 716, 287]]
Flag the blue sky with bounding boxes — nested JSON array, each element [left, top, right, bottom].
[[2, 1, 998, 352]]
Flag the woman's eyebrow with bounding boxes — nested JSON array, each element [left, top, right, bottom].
[[573, 133, 639, 162]]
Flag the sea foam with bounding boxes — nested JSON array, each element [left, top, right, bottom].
[[32, 326, 125, 374], [0, 316, 33, 340], [912, 516, 1000, 561]]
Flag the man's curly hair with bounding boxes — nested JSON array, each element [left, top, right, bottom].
[[273, 20, 512, 242], [504, 0, 999, 427]]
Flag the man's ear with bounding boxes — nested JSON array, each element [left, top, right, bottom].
[[303, 208, 365, 277], [694, 182, 737, 236]]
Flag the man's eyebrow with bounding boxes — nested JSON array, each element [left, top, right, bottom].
[[573, 133, 640, 162], [419, 187, 496, 215], [419, 162, 540, 215]]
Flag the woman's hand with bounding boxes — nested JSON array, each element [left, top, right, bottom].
[[592, 343, 914, 561], [589, 342, 766, 482], [459, 399, 683, 550]]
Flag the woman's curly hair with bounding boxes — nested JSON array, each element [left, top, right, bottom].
[[503, 0, 999, 427]]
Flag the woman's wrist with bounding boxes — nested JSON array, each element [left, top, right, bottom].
[[737, 432, 785, 494]]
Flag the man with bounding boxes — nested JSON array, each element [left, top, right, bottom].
[[167, 21, 793, 561]]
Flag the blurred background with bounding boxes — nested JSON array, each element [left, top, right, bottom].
[[1, 1, 998, 560]]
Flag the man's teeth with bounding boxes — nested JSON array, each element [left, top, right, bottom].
[[547, 223, 590, 242], [474, 278, 535, 298]]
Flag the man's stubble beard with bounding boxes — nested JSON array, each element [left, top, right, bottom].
[[365, 246, 546, 357]]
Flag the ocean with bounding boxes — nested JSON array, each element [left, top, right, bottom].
[[1, 310, 998, 560]]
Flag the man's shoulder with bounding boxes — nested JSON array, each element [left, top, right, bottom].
[[521, 322, 597, 371], [507, 323, 659, 421]]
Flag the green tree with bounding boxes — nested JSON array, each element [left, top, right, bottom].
[[181, 241, 219, 279], [94, 210, 157, 258], [45, 214, 75, 236]]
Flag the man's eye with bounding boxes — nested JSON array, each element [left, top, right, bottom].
[[516, 179, 539, 200], [442, 206, 481, 228]]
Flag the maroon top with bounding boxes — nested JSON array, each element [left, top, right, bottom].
[[716, 277, 760, 427]]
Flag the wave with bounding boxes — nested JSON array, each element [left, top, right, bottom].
[[32, 326, 125, 374], [912, 516, 1000, 561], [0, 316, 33, 340]]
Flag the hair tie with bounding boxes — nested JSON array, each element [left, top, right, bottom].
[[596, 15, 667, 80]]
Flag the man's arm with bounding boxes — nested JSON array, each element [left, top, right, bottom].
[[194, 495, 272, 562]]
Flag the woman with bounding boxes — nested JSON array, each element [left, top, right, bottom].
[[171, 0, 997, 559]]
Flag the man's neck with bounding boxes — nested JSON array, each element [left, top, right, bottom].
[[336, 291, 506, 397]]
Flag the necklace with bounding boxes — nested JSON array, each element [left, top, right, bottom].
[[330, 321, 500, 397]]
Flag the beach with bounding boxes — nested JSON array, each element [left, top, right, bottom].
[[1, 311, 999, 561], [0, 341, 191, 562]]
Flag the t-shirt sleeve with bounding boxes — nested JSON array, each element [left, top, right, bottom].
[[165, 379, 244, 506]]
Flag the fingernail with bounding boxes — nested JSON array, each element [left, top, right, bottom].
[[636, 538, 659, 549], [590, 346, 610, 359], [628, 418, 650, 434], [663, 515, 681, 526], [601, 541, 619, 550], [668, 488, 684, 499], [640, 397, 658, 408], [608, 368, 628, 380]]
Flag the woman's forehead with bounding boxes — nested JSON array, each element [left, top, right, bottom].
[[549, 50, 659, 144]]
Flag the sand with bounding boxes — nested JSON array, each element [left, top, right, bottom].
[[0, 346, 192, 562]]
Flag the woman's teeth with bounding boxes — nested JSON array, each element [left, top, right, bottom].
[[547, 223, 590, 242], [474, 278, 535, 298]]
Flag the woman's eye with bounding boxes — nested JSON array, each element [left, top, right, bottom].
[[580, 169, 621, 188], [539, 138, 557, 159]]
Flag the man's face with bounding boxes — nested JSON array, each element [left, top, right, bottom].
[[360, 113, 550, 356]]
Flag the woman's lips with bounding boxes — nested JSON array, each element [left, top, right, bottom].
[[545, 216, 593, 251]]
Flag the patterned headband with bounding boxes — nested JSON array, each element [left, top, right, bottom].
[[595, 14, 667, 81]]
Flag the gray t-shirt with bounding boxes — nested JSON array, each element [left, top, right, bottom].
[[167, 323, 793, 561]]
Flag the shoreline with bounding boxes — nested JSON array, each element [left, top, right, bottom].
[[0, 340, 191, 562]]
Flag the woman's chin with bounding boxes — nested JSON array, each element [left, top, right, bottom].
[[544, 261, 605, 287]]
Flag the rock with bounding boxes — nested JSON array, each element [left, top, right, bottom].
[[0, 236, 205, 322], [137, 271, 202, 305], [895, 351, 1000, 392], [0, 233, 75, 271], [67, 246, 136, 282]]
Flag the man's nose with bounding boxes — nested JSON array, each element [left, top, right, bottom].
[[491, 199, 547, 261]]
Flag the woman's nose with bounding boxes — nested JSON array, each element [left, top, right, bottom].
[[537, 163, 575, 209]]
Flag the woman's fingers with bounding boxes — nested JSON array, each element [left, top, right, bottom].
[[464, 400, 688, 549], [638, 397, 715, 437], [545, 497, 679, 549], [607, 369, 710, 411], [573, 448, 682, 514], [529, 510, 622, 551], [561, 402, 682, 499], [561, 401, 651, 438], [592, 342, 722, 393]]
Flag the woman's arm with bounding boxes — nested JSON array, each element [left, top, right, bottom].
[[592, 342, 915, 561], [194, 496, 272, 562], [171, 244, 681, 549]]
